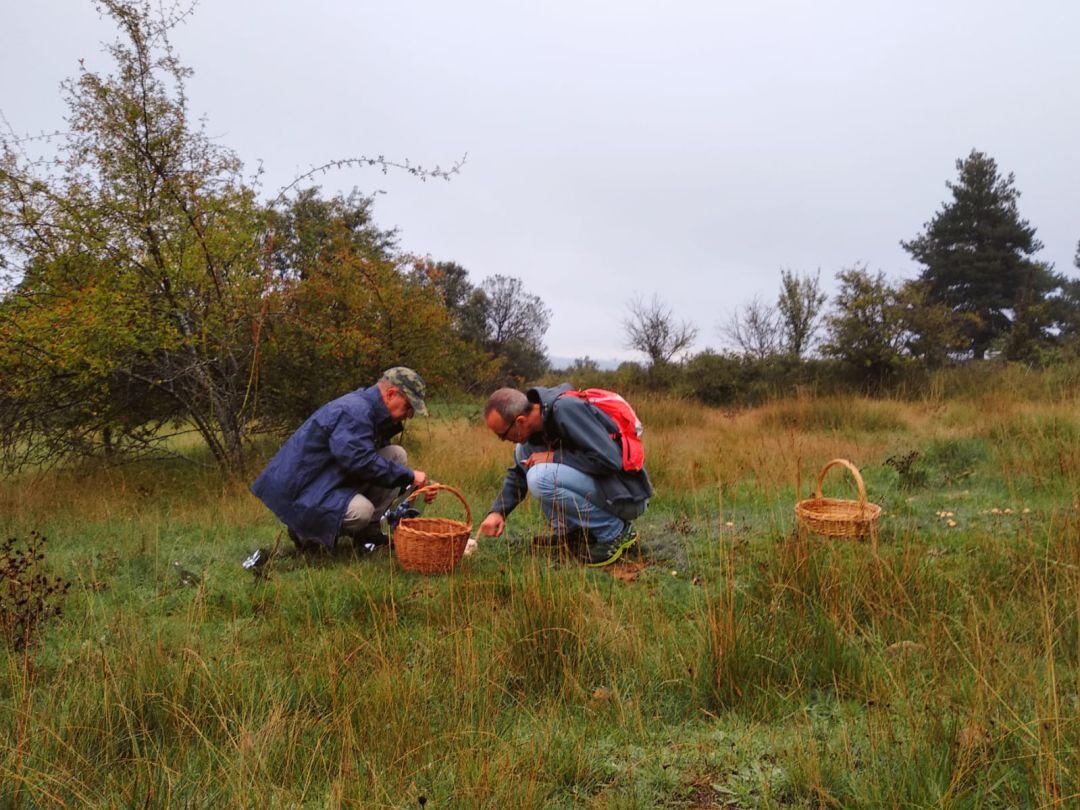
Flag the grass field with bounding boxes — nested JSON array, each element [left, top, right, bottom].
[[2, 383, 1079, 807]]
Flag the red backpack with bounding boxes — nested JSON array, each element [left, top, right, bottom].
[[560, 388, 645, 471]]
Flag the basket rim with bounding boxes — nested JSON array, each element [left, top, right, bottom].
[[795, 502, 882, 528], [796, 496, 882, 510], [395, 515, 473, 539]]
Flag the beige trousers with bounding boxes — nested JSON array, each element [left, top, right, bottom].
[[341, 445, 408, 533]]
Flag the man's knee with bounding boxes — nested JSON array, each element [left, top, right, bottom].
[[343, 493, 375, 528], [526, 465, 559, 501], [378, 445, 407, 466]]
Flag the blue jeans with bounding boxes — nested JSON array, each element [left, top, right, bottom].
[[516, 445, 625, 542]]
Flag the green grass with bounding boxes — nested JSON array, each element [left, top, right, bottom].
[[2, 391, 1079, 807]]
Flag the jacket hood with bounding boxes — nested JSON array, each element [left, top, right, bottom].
[[527, 383, 572, 412]]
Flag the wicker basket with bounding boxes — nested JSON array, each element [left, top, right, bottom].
[[393, 483, 472, 575], [795, 458, 882, 539]]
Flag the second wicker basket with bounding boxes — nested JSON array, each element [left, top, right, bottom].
[[795, 458, 882, 539]]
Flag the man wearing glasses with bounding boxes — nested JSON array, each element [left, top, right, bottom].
[[478, 384, 652, 567], [251, 367, 432, 552]]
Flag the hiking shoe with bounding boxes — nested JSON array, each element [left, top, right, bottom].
[[531, 526, 586, 551], [288, 528, 328, 555], [584, 524, 638, 568], [352, 522, 392, 548]]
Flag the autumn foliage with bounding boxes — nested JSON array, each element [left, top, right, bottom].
[[0, 1, 491, 475]]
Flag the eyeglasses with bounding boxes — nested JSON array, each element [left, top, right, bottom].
[[496, 407, 531, 441], [496, 416, 519, 441]]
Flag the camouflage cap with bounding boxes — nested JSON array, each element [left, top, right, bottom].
[[381, 366, 428, 416]]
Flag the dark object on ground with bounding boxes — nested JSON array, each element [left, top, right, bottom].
[[172, 560, 201, 586], [242, 547, 270, 572]]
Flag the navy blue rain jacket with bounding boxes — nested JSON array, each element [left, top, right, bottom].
[[251, 386, 414, 545]]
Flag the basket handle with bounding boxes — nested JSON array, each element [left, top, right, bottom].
[[406, 483, 472, 529], [815, 458, 868, 506]]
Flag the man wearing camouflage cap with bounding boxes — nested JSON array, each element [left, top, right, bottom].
[[251, 367, 432, 551]]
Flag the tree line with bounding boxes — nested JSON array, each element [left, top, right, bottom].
[[610, 149, 1080, 400]]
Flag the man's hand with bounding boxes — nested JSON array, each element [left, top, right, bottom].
[[522, 451, 555, 469], [479, 512, 505, 537], [411, 470, 438, 502]]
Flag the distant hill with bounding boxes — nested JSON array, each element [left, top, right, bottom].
[[548, 356, 628, 372]]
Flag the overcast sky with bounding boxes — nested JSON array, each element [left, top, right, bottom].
[[4, 1, 1079, 361]]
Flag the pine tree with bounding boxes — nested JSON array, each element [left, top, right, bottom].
[[902, 150, 1049, 358]]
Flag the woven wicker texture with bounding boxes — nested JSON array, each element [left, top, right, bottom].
[[795, 458, 882, 539], [393, 483, 472, 574]]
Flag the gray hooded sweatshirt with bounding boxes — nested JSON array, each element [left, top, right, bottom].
[[489, 384, 653, 522]]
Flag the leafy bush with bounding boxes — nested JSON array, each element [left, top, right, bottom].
[[679, 352, 838, 406]]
